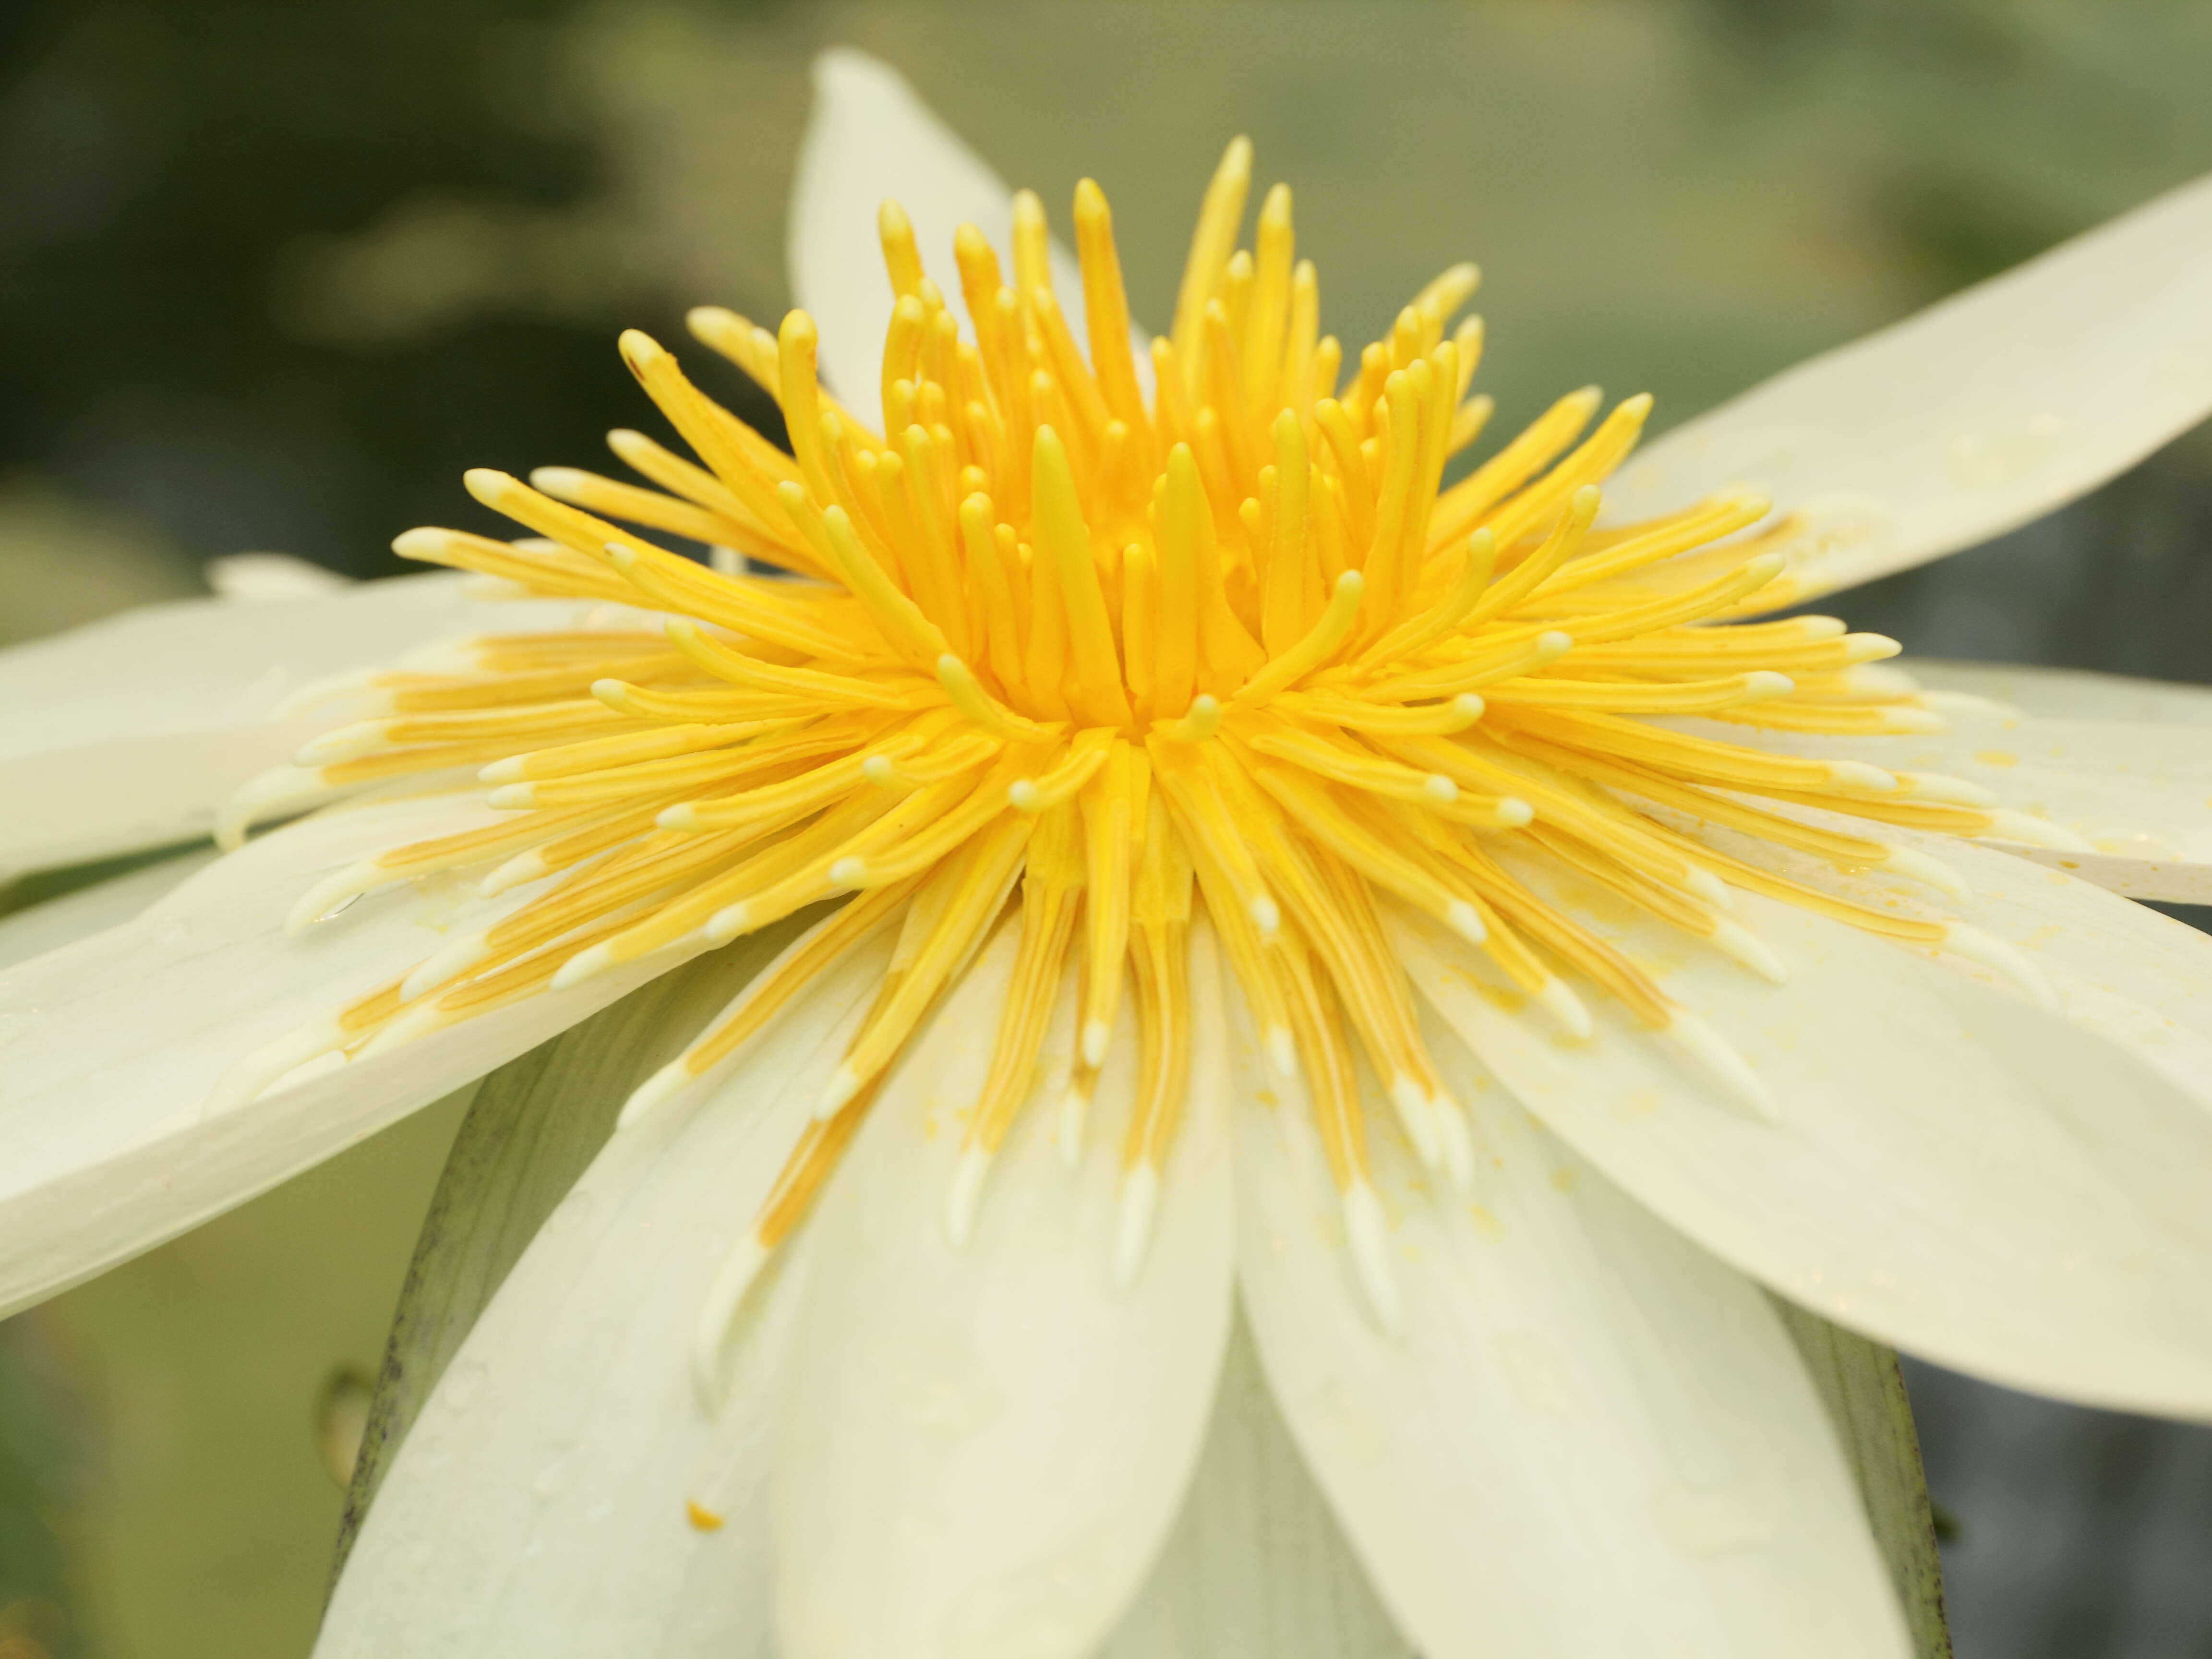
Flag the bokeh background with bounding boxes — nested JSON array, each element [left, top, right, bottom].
[[3, 1, 2211, 1654]]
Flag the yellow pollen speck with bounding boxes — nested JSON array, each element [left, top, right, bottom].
[[1977, 749, 2019, 767], [226, 134, 2072, 1340], [686, 1500, 724, 1531]]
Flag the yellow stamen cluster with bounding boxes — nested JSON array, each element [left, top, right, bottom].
[[222, 138, 2080, 1338]]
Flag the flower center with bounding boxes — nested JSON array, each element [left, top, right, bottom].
[[214, 138, 2085, 1370]]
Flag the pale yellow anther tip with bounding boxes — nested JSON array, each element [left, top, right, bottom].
[[1249, 895, 1281, 937], [390, 526, 450, 560], [1008, 779, 1043, 812], [551, 942, 615, 992], [485, 782, 537, 810], [619, 1060, 694, 1131], [945, 1146, 992, 1251], [1423, 773, 1458, 804], [705, 901, 750, 943], [1082, 1019, 1111, 1070], [461, 468, 516, 507], [1495, 797, 1535, 829], [829, 856, 868, 888], [816, 1063, 862, 1121], [478, 755, 527, 785], [1823, 760, 1899, 793], [862, 755, 895, 785], [617, 327, 665, 371], [1942, 924, 2060, 1011], [1266, 1025, 1298, 1078], [528, 466, 585, 495], [1743, 671, 1795, 700], [657, 804, 701, 830], [1446, 900, 1486, 945], [1342, 1182, 1404, 1336], [1112, 1166, 1162, 1295]]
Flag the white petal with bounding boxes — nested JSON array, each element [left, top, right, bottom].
[[1227, 978, 1909, 1659], [0, 572, 622, 877], [1393, 870, 2212, 1416], [1665, 806, 2212, 1124], [1097, 1313, 1412, 1659], [771, 921, 1235, 1659], [1902, 658, 2212, 727], [791, 49, 1142, 432], [319, 926, 892, 1658], [0, 845, 221, 972], [1605, 172, 2212, 600], [0, 793, 700, 1315], [1712, 708, 2212, 902]]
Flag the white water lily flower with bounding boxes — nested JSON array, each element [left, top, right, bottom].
[[9, 45, 2212, 1657]]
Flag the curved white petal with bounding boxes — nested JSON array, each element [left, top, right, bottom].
[[1903, 658, 2212, 727], [771, 921, 1235, 1659], [1392, 868, 2212, 1416], [319, 926, 893, 1658], [1714, 709, 2212, 902], [0, 792, 699, 1316], [1227, 979, 1909, 1659], [0, 846, 221, 972], [1097, 1314, 1412, 1659], [792, 49, 1143, 431], [1661, 807, 2212, 1120], [1605, 172, 2212, 601], [0, 572, 619, 877]]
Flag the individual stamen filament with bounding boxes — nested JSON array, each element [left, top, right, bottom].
[[1114, 812, 1195, 1290], [945, 804, 1085, 1248]]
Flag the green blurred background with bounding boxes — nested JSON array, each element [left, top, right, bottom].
[[3, 2, 2212, 1655]]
